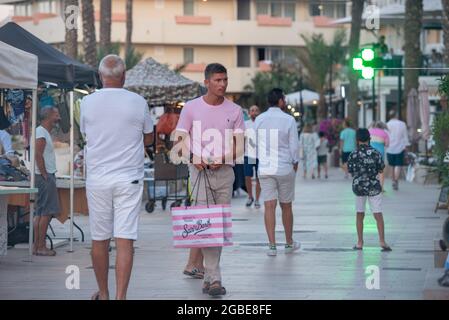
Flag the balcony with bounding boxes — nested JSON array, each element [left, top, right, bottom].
[[256, 15, 292, 27], [175, 16, 212, 25]]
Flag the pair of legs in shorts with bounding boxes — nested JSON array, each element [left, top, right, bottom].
[[259, 169, 299, 255], [87, 181, 143, 300], [243, 156, 260, 208], [354, 194, 391, 251], [387, 151, 405, 190]]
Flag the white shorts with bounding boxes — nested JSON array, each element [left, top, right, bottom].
[[87, 182, 143, 241], [356, 194, 382, 213], [259, 170, 296, 203]]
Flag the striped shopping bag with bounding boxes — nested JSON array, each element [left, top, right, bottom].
[[171, 204, 232, 248], [171, 169, 233, 248]]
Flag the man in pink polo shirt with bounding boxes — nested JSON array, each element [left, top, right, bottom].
[[173, 63, 245, 297]]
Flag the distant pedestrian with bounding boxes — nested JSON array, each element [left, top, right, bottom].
[[244, 105, 261, 209], [348, 128, 391, 252], [299, 124, 319, 179], [317, 131, 329, 179], [369, 121, 390, 190], [339, 119, 356, 179], [386, 110, 410, 190]]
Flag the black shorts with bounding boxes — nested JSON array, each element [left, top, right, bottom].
[[387, 152, 405, 167], [318, 155, 327, 164], [341, 152, 351, 164]]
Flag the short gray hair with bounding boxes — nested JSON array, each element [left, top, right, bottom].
[[99, 54, 126, 79], [39, 107, 57, 121]]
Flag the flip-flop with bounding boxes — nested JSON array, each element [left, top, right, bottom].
[[381, 246, 392, 252], [183, 268, 204, 279], [353, 245, 363, 251], [91, 291, 100, 300]]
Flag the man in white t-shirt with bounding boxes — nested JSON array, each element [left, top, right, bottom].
[[244, 105, 261, 209], [386, 110, 410, 190], [80, 55, 154, 300], [34, 107, 61, 257]]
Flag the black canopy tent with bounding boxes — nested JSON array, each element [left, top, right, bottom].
[[0, 22, 99, 252], [0, 22, 99, 88]]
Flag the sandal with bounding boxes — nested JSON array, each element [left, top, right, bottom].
[[208, 281, 226, 297], [183, 268, 204, 279], [352, 245, 363, 251], [381, 245, 392, 252], [36, 249, 56, 256], [202, 282, 210, 294], [91, 291, 100, 300]]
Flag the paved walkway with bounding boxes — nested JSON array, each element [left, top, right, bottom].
[[0, 168, 446, 300]]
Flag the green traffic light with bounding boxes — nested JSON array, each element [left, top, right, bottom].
[[362, 67, 374, 79], [352, 57, 363, 70], [361, 48, 375, 61]]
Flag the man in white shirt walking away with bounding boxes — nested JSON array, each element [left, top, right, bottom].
[[80, 55, 154, 300], [255, 88, 300, 256], [386, 110, 410, 190]]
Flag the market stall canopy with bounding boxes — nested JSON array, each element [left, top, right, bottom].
[[124, 58, 201, 106], [0, 22, 99, 89], [0, 40, 37, 89]]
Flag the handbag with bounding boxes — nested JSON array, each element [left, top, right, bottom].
[[171, 170, 232, 248]]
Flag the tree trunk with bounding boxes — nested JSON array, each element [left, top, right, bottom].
[[442, 0, 449, 66], [81, 0, 97, 67], [348, 0, 364, 128], [100, 0, 112, 54], [125, 0, 133, 55], [317, 92, 327, 122], [64, 0, 79, 59], [404, 0, 423, 102]]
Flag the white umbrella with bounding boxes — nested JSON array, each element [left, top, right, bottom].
[[406, 88, 420, 144], [419, 81, 431, 140]]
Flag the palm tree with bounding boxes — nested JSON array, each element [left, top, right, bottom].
[[442, 0, 449, 66], [64, 0, 79, 59], [99, 0, 112, 55], [298, 31, 347, 121], [348, 0, 365, 128], [125, 0, 133, 56], [81, 0, 97, 67], [404, 0, 423, 101]]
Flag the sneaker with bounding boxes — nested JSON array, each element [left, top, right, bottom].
[[245, 197, 254, 207], [392, 180, 399, 191], [285, 241, 301, 254], [254, 200, 261, 209], [267, 244, 277, 256]]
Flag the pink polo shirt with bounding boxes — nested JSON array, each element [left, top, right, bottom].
[[176, 96, 245, 163]]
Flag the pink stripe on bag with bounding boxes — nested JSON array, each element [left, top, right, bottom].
[[173, 233, 233, 241], [172, 213, 232, 220], [172, 223, 233, 231], [174, 242, 234, 248], [171, 204, 231, 211]]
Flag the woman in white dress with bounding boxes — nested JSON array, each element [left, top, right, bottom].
[[299, 124, 320, 179]]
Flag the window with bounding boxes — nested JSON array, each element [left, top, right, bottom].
[[183, 48, 194, 64], [237, 0, 250, 20], [237, 46, 251, 67], [255, 1, 295, 21], [155, 0, 165, 9], [15, 3, 32, 16], [309, 0, 347, 19], [257, 47, 284, 63], [183, 0, 194, 16]]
